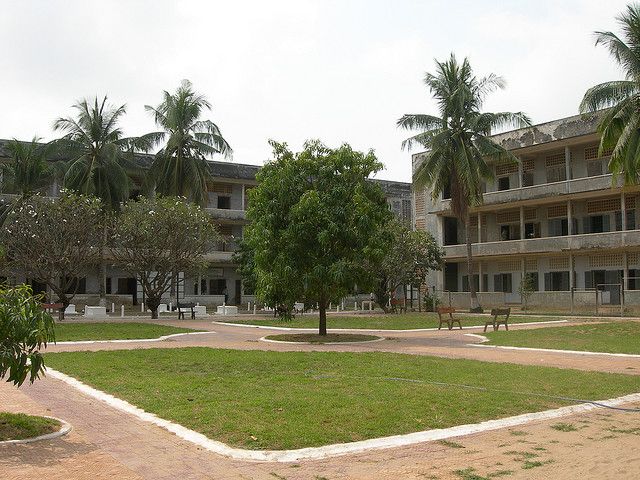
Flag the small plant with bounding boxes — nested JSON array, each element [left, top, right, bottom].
[[424, 290, 441, 312], [437, 439, 465, 449], [518, 273, 537, 311], [550, 422, 578, 432]]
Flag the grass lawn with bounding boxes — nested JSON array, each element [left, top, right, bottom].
[[0, 412, 60, 441], [45, 348, 640, 450], [484, 321, 640, 355], [219, 313, 552, 330], [264, 333, 380, 343], [54, 322, 202, 342]]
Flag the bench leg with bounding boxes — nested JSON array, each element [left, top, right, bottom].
[[483, 323, 489, 333]]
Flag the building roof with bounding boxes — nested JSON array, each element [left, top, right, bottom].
[[489, 111, 604, 151]]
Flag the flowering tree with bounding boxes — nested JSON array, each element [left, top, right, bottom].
[[110, 196, 219, 318], [1, 192, 103, 317]]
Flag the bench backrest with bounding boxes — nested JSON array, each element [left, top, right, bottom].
[[177, 302, 196, 309], [437, 306, 456, 314], [490, 308, 511, 316]]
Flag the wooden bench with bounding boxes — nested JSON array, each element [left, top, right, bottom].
[[437, 306, 462, 330], [176, 302, 196, 320], [484, 308, 511, 332], [42, 302, 64, 321]]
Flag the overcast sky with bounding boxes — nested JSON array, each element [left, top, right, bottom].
[[0, 0, 630, 182]]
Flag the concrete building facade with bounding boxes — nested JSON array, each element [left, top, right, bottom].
[[413, 112, 640, 312], [0, 140, 412, 309]]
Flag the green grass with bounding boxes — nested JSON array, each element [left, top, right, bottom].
[[264, 333, 380, 343], [484, 322, 640, 354], [45, 348, 640, 450], [0, 412, 60, 441], [550, 423, 578, 432], [54, 322, 202, 342], [221, 313, 551, 330]]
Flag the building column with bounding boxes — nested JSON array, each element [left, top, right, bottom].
[[478, 262, 484, 292], [567, 200, 573, 235], [477, 213, 482, 243], [569, 253, 575, 290], [624, 252, 629, 290], [519, 206, 525, 239], [518, 158, 523, 188], [196, 274, 202, 296], [564, 146, 571, 183], [438, 215, 445, 245], [621, 192, 627, 231], [241, 184, 246, 211]]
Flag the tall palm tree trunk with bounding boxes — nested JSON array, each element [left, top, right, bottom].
[[465, 214, 482, 313], [98, 225, 107, 307]]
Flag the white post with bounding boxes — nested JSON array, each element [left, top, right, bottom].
[[247, 302, 251, 311], [329, 302, 332, 310], [121, 305, 125, 318], [354, 301, 357, 311], [253, 304, 257, 315], [141, 302, 144, 313], [341, 300, 345, 310], [336, 305, 339, 312], [169, 302, 173, 312], [369, 301, 373, 312], [111, 302, 115, 313]]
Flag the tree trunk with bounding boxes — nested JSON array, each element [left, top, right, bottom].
[[151, 308, 158, 319], [98, 225, 107, 307], [466, 213, 482, 313], [319, 300, 327, 336], [169, 270, 176, 305]]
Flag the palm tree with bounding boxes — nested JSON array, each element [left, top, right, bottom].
[[53, 96, 140, 306], [2, 138, 61, 197], [142, 79, 232, 206], [398, 54, 530, 312], [0, 138, 64, 226], [580, 3, 640, 185]]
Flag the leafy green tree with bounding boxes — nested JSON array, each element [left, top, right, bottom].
[[373, 221, 443, 312], [0, 284, 55, 386], [52, 96, 141, 306], [110, 196, 219, 319], [1, 192, 103, 317], [398, 54, 530, 312], [580, 3, 640, 184], [143, 80, 232, 206], [244, 140, 392, 335]]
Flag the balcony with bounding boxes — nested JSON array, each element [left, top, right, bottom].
[[205, 208, 247, 221], [433, 174, 620, 212], [204, 251, 235, 263], [442, 229, 640, 259]]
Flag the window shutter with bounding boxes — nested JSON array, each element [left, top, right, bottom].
[[582, 217, 591, 234], [544, 272, 551, 291], [494, 274, 502, 293]]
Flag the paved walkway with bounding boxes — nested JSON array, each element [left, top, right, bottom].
[[3, 316, 640, 479]]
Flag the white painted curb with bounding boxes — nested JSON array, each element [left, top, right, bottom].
[[259, 335, 386, 345], [0, 416, 71, 445], [45, 368, 640, 462], [55, 331, 214, 346], [215, 320, 568, 333], [468, 343, 640, 358]]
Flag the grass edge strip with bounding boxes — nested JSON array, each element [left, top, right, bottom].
[[0, 416, 72, 446]]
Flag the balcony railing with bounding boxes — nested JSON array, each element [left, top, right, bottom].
[[433, 174, 621, 212], [442, 229, 640, 258], [205, 207, 247, 221]]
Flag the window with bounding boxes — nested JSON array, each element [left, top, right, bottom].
[[630, 269, 640, 290], [217, 196, 231, 209], [401, 199, 412, 225], [209, 279, 227, 295], [546, 165, 566, 183], [498, 176, 510, 191], [443, 217, 458, 245], [463, 274, 489, 293], [587, 160, 604, 177], [64, 277, 86, 294], [493, 273, 513, 293], [583, 215, 611, 234], [548, 218, 568, 237], [500, 224, 520, 241], [442, 181, 451, 200], [522, 171, 534, 187], [544, 271, 569, 291], [106, 277, 112, 295], [524, 222, 540, 239], [615, 210, 636, 231]]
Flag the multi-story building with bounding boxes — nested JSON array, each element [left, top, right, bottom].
[[413, 112, 640, 312], [0, 139, 412, 308]]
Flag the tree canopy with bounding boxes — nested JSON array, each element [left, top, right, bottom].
[[580, 3, 640, 185], [1, 191, 103, 315], [242, 140, 392, 334], [110, 196, 219, 318]]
